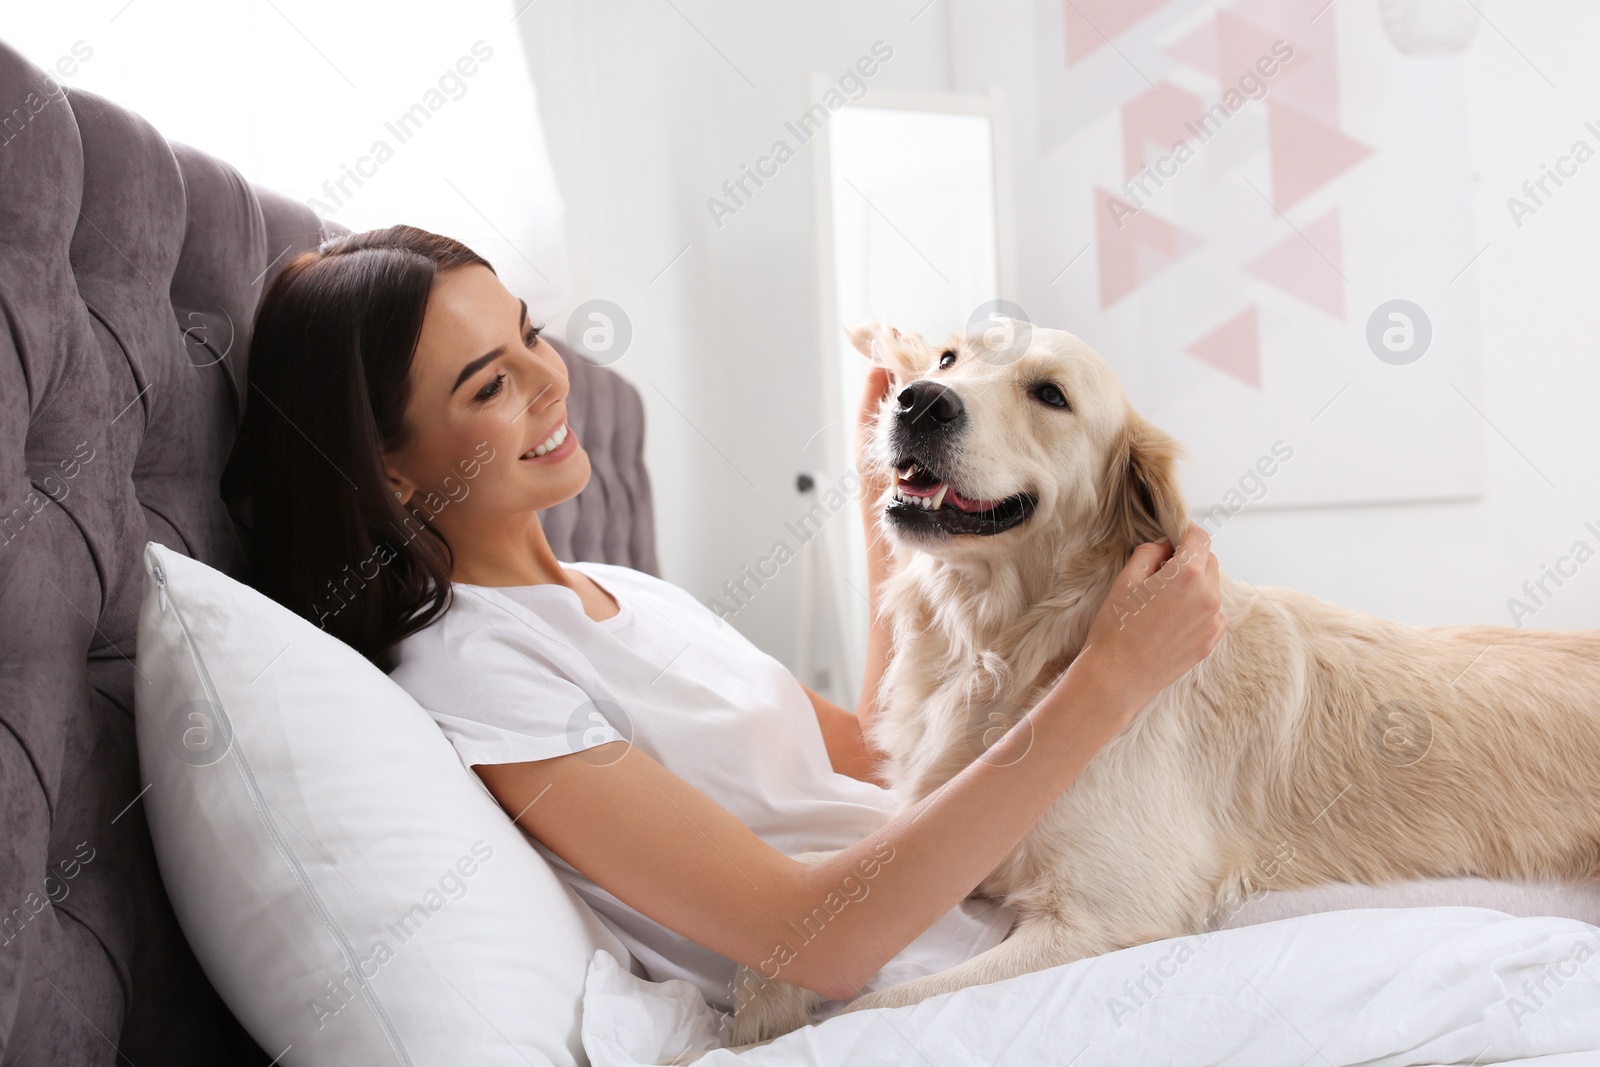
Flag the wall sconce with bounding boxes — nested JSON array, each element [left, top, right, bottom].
[[1379, 0, 1482, 55]]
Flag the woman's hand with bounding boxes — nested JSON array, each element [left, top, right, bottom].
[[1077, 522, 1226, 724], [854, 355, 898, 513]]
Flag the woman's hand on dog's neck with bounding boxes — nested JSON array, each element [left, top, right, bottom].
[[1076, 522, 1227, 722]]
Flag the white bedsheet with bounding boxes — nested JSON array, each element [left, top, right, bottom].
[[579, 907, 1600, 1066]]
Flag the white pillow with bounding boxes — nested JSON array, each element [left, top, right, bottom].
[[134, 541, 633, 1066]]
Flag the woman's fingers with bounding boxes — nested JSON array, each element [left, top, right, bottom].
[[858, 365, 890, 413], [1079, 521, 1229, 717], [1123, 538, 1176, 584], [854, 365, 899, 503]]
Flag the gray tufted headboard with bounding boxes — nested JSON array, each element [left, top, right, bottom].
[[0, 38, 656, 1063]]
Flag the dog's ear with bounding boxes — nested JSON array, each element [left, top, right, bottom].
[[1097, 410, 1189, 551]]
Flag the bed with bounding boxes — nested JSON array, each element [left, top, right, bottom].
[[1, 33, 1596, 1066], [585, 908, 1600, 1065]]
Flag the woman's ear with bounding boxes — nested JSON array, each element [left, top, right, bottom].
[[382, 454, 416, 506], [1097, 410, 1189, 551]]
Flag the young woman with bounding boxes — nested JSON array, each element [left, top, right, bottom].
[[238, 225, 1226, 1019]]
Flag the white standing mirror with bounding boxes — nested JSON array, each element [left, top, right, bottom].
[[806, 84, 1017, 706]]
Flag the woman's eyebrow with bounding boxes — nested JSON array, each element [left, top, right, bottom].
[[450, 300, 529, 395]]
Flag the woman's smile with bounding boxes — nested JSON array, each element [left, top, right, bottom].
[[521, 418, 577, 464]]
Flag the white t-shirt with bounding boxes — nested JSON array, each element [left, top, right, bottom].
[[389, 560, 1015, 1014]]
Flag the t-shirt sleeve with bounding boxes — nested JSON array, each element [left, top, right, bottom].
[[398, 593, 626, 768]]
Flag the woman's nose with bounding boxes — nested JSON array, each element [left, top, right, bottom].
[[515, 343, 567, 414]]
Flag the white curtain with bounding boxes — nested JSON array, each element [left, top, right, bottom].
[[5, 0, 569, 312]]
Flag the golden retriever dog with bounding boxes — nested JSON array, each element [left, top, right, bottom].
[[730, 320, 1600, 1044]]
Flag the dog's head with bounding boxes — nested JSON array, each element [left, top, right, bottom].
[[852, 319, 1188, 562]]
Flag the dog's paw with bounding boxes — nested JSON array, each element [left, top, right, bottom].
[[730, 964, 819, 1045], [835, 977, 932, 1016]]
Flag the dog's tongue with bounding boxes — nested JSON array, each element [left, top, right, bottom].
[[945, 486, 1001, 513], [898, 479, 1001, 513]]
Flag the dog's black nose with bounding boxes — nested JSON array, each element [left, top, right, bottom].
[[896, 380, 964, 427]]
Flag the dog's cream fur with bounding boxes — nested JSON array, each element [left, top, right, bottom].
[[731, 322, 1600, 1045]]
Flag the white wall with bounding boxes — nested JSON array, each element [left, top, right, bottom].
[[13, 1, 1594, 688], [6, 1, 950, 703], [521, 0, 1600, 696], [5, 1, 570, 310], [1213, 4, 1600, 631], [939, 0, 1600, 633], [517, 1, 953, 701]]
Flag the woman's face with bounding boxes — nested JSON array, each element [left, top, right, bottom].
[[382, 264, 589, 540]]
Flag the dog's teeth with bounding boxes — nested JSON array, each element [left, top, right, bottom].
[[891, 482, 950, 510]]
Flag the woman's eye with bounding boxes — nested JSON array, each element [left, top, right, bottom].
[[1033, 383, 1069, 409], [475, 372, 506, 403], [524, 324, 544, 348]]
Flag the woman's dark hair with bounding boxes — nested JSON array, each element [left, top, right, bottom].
[[236, 224, 492, 672]]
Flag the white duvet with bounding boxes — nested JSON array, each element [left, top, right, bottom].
[[580, 907, 1600, 1066]]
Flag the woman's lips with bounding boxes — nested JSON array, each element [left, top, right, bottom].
[[521, 420, 577, 464]]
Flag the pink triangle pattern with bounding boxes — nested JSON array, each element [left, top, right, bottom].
[[1161, 17, 1217, 74], [1094, 187, 1204, 309], [1065, 0, 1173, 66], [1122, 82, 1205, 178], [1232, 0, 1340, 124], [1186, 305, 1261, 388], [1161, 6, 1331, 121], [1216, 10, 1287, 88], [1244, 207, 1345, 318], [1267, 101, 1373, 211]]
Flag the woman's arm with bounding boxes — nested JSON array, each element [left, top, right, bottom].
[[853, 361, 897, 735], [795, 364, 895, 776], [475, 525, 1224, 1003], [802, 681, 888, 786]]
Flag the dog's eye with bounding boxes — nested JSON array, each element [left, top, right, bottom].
[[938, 350, 957, 369], [1033, 383, 1070, 409]]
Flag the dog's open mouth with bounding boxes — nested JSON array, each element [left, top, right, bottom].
[[886, 459, 1037, 537]]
